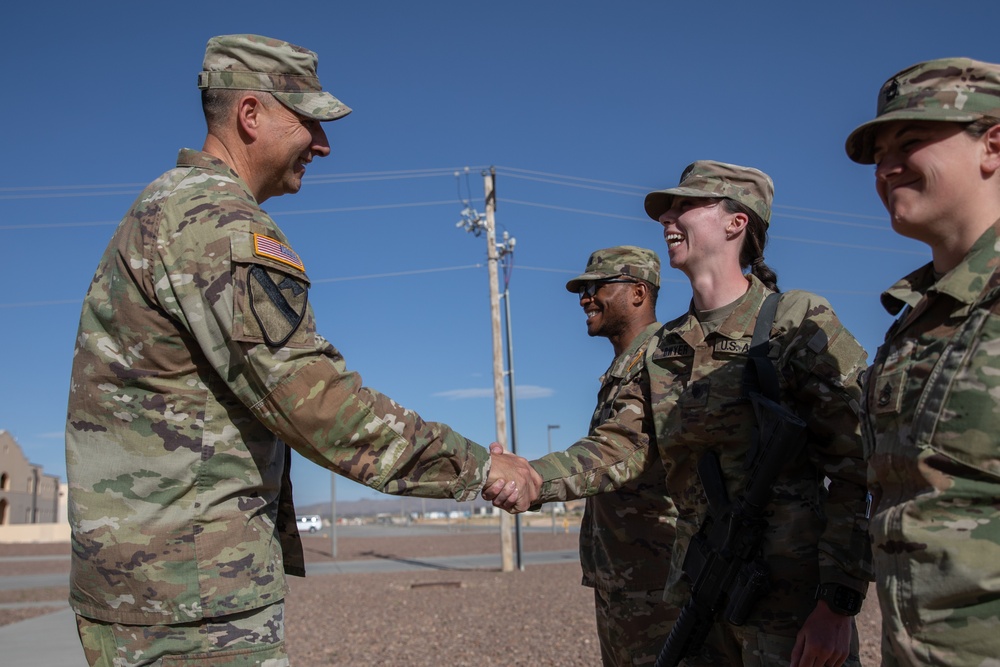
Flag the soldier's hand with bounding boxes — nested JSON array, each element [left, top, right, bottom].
[[789, 600, 852, 667], [483, 442, 541, 513]]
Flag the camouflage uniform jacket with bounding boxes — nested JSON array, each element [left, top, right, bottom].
[[647, 276, 872, 613], [533, 276, 872, 611], [576, 322, 677, 594], [66, 149, 490, 625], [862, 222, 1000, 665]]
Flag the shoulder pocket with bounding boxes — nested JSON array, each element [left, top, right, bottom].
[[231, 231, 315, 348]]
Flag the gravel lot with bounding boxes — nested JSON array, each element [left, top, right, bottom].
[[0, 524, 883, 666]]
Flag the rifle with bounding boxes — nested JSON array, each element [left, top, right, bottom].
[[654, 293, 806, 667], [654, 393, 805, 667]]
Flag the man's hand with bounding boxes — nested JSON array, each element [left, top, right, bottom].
[[789, 600, 853, 667], [482, 442, 541, 513]]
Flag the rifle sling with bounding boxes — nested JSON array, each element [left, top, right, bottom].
[[742, 292, 781, 403]]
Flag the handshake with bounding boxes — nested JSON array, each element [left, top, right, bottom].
[[482, 443, 542, 513]]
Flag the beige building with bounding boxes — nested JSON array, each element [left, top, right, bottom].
[[0, 430, 62, 525]]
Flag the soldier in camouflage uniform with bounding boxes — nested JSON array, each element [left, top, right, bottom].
[[488, 161, 873, 667], [65, 34, 539, 667], [845, 57, 1000, 667], [563, 246, 677, 666]]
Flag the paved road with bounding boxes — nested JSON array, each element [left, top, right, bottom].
[[0, 547, 578, 665]]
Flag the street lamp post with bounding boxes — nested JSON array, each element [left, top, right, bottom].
[[547, 424, 560, 534]]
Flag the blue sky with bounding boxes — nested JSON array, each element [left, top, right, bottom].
[[2, 2, 996, 505]]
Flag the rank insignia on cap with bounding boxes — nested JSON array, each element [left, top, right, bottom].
[[253, 233, 305, 272], [882, 78, 900, 105]]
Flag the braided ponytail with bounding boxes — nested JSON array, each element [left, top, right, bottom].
[[722, 199, 779, 292]]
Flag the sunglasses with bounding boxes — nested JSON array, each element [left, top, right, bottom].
[[577, 278, 638, 298]]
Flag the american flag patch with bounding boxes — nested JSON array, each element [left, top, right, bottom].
[[253, 234, 305, 272]]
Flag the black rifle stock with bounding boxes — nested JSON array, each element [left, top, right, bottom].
[[653, 392, 805, 667]]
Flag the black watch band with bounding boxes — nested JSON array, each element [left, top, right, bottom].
[[815, 583, 863, 616]]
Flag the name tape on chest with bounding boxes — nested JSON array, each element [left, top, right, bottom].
[[254, 234, 305, 272], [660, 343, 693, 358], [713, 339, 750, 355]]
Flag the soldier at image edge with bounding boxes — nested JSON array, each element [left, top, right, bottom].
[[845, 57, 1000, 667], [65, 33, 540, 666]]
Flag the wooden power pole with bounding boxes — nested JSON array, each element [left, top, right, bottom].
[[482, 167, 515, 573]]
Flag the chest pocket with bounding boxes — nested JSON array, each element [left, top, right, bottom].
[[231, 231, 315, 348]]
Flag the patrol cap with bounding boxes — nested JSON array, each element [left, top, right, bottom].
[[565, 246, 661, 293], [198, 34, 351, 121], [644, 160, 773, 227], [846, 57, 1000, 164]]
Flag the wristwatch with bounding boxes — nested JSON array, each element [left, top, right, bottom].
[[815, 583, 864, 616]]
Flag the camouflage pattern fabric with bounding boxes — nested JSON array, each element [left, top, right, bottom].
[[680, 620, 860, 667], [565, 246, 661, 293], [66, 149, 491, 625], [846, 57, 1000, 164], [579, 322, 677, 666], [533, 276, 873, 662], [648, 277, 872, 661], [862, 222, 1000, 666], [577, 322, 675, 591], [76, 601, 287, 666], [198, 34, 351, 121], [593, 587, 679, 667], [644, 160, 773, 226]]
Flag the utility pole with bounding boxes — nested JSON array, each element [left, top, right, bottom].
[[457, 166, 517, 572], [482, 167, 515, 573], [547, 424, 560, 535], [329, 470, 337, 559], [501, 247, 524, 570]]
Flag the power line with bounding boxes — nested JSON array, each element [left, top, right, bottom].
[[502, 199, 896, 237], [769, 234, 926, 256], [494, 166, 649, 191], [0, 197, 890, 234], [0, 167, 485, 198], [0, 190, 145, 201], [311, 264, 482, 283], [274, 200, 456, 217], [0, 201, 459, 230], [0, 164, 898, 241], [502, 198, 646, 222], [0, 265, 486, 308]]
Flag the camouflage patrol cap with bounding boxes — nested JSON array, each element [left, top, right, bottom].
[[565, 246, 661, 293], [198, 34, 351, 121], [644, 160, 773, 227], [846, 57, 1000, 164]]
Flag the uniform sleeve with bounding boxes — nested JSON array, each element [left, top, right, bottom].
[[531, 370, 655, 502], [151, 193, 489, 502], [777, 292, 874, 591], [255, 344, 490, 501]]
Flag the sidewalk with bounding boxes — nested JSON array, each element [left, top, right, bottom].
[[0, 605, 84, 665], [0, 547, 577, 666]]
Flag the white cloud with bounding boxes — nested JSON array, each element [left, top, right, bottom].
[[514, 385, 555, 399], [433, 388, 494, 400], [433, 385, 555, 400]]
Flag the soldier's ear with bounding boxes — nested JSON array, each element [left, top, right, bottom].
[[632, 281, 648, 306], [980, 123, 1000, 177], [236, 94, 266, 140], [726, 211, 749, 240]]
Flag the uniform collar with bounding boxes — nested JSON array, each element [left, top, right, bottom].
[[880, 220, 1000, 316], [712, 275, 770, 341], [176, 148, 257, 204], [668, 275, 771, 347], [606, 321, 662, 379]]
